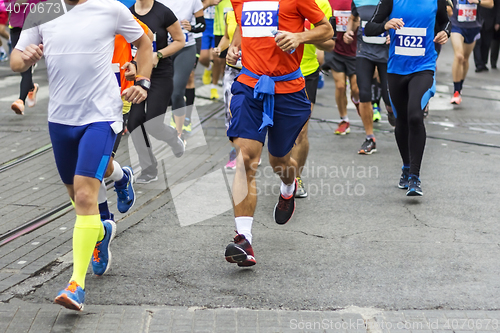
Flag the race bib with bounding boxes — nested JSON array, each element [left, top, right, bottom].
[[334, 10, 350, 33], [112, 63, 121, 88], [152, 33, 157, 52], [458, 2, 477, 22], [361, 21, 387, 44], [241, 1, 278, 37], [395, 27, 426, 56]]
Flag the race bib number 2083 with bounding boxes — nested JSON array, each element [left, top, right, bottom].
[[241, 1, 279, 38]]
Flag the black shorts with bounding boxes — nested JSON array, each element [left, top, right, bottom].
[[356, 57, 390, 105], [323, 51, 356, 77], [305, 68, 320, 104], [214, 35, 228, 58]]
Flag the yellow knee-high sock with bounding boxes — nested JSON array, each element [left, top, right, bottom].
[[70, 215, 103, 289]]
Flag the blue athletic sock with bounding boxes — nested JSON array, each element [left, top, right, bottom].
[[403, 164, 410, 170], [367, 134, 375, 140], [99, 201, 111, 221], [453, 82, 461, 93], [115, 171, 129, 187]]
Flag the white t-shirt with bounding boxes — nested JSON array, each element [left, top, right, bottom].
[[15, 0, 144, 127], [158, 0, 203, 47]]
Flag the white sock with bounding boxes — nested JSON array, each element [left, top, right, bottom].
[[108, 160, 124, 182], [341, 116, 349, 122], [235, 216, 253, 244], [207, 62, 212, 70], [98, 181, 107, 204], [280, 181, 295, 198], [210, 83, 217, 90]]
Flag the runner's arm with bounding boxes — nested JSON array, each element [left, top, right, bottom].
[[469, 0, 493, 8], [227, 24, 241, 66], [130, 33, 153, 80], [276, 16, 333, 53], [202, 0, 220, 9], [159, 20, 186, 58], [364, 0, 394, 36], [436, 0, 451, 37]]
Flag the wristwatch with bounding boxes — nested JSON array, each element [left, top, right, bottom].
[[135, 78, 151, 91], [157, 51, 164, 60]]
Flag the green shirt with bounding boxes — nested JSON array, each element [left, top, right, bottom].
[[300, 0, 332, 77], [214, 0, 233, 36]]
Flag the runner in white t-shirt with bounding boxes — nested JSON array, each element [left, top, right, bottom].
[[158, 0, 204, 144], [10, 0, 153, 311]]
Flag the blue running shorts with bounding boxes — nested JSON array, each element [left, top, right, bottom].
[[49, 122, 118, 184], [451, 26, 481, 44], [227, 81, 311, 158], [201, 19, 215, 50]]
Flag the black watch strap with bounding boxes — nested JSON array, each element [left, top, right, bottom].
[[130, 60, 138, 70], [135, 79, 151, 91]]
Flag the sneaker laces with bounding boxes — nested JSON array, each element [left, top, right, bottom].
[[66, 281, 78, 293], [93, 243, 101, 263], [296, 177, 304, 189]]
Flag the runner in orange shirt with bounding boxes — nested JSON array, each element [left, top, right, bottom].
[[224, 0, 333, 266]]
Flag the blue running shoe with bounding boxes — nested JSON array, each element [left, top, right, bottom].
[[54, 281, 85, 311], [317, 72, 325, 89], [92, 220, 117, 276], [406, 175, 423, 196], [398, 166, 410, 189], [115, 166, 135, 214]]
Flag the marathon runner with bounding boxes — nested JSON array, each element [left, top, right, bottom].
[[324, 0, 360, 136], [449, 0, 493, 105], [10, 0, 153, 310], [344, 0, 394, 155], [365, 0, 451, 196], [223, 0, 333, 266]]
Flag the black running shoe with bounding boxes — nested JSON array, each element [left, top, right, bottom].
[[387, 111, 396, 127], [358, 138, 377, 155], [225, 234, 256, 266], [398, 166, 410, 189], [273, 179, 297, 225], [406, 175, 423, 196]]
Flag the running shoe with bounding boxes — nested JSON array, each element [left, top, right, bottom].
[[387, 110, 396, 127], [295, 176, 307, 198], [398, 166, 410, 189], [406, 175, 423, 196], [115, 166, 135, 214], [373, 105, 381, 122], [351, 96, 360, 115], [273, 179, 297, 225], [92, 219, 117, 276], [202, 68, 212, 85], [210, 88, 219, 100], [423, 103, 429, 118], [180, 133, 187, 148], [334, 120, 350, 135], [168, 135, 185, 158], [183, 118, 192, 134], [11, 99, 25, 115], [136, 173, 158, 184], [54, 281, 85, 311], [450, 91, 462, 105], [26, 83, 39, 108], [225, 158, 236, 170], [358, 138, 377, 155], [225, 234, 256, 266], [317, 72, 325, 89], [0, 52, 8, 62]]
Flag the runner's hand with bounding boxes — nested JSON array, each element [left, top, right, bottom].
[[21, 44, 43, 67], [385, 18, 404, 31], [181, 20, 192, 32], [275, 31, 300, 53], [153, 52, 159, 68], [227, 45, 240, 65], [213, 46, 221, 56], [122, 62, 136, 81], [122, 86, 147, 104], [343, 31, 355, 44], [434, 31, 448, 45]]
